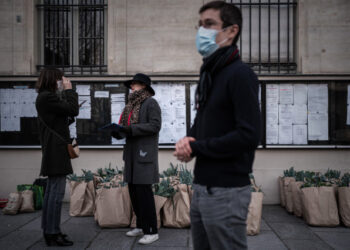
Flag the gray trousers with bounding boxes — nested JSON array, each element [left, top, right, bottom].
[[41, 175, 66, 234], [190, 184, 251, 250]]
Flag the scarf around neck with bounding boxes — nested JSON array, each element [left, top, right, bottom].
[[195, 45, 240, 110], [119, 88, 152, 126]]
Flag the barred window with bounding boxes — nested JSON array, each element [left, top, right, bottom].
[[228, 0, 297, 74], [37, 0, 107, 75]]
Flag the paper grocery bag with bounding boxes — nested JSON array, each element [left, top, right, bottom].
[[291, 181, 304, 217], [69, 180, 95, 217], [20, 190, 35, 213], [131, 195, 168, 229], [3, 192, 23, 215], [162, 184, 191, 228], [284, 177, 295, 213], [338, 187, 350, 227], [187, 185, 193, 203], [278, 177, 286, 207], [154, 195, 167, 228], [246, 192, 264, 236], [301, 186, 339, 226], [95, 186, 132, 228]]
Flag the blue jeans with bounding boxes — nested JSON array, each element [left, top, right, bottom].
[[41, 175, 66, 234], [190, 184, 251, 250]]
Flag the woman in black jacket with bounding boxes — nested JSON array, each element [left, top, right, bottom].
[[35, 68, 79, 247]]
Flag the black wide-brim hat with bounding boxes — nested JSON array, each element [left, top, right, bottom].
[[124, 73, 155, 96]]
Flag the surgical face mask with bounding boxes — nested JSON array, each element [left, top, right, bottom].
[[57, 80, 63, 92], [195, 26, 230, 58]]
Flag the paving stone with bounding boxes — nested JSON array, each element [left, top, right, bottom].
[[260, 219, 272, 231], [19, 216, 42, 231], [133, 247, 190, 250], [0, 230, 42, 250], [59, 223, 100, 242], [283, 239, 333, 250], [247, 230, 287, 250], [315, 232, 350, 250], [269, 222, 318, 240], [142, 228, 188, 247], [64, 216, 101, 232], [87, 231, 135, 250], [309, 225, 350, 233], [29, 240, 90, 250], [0, 211, 41, 232], [262, 206, 304, 224]]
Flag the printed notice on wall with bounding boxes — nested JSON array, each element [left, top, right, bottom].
[[308, 112, 328, 141], [190, 84, 197, 127], [152, 83, 186, 144], [111, 93, 126, 145], [77, 96, 91, 119]]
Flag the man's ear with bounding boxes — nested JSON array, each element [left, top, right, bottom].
[[228, 24, 239, 40]]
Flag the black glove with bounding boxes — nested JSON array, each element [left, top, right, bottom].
[[120, 126, 132, 137], [111, 126, 132, 139]]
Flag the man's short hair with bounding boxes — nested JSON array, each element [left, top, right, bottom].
[[199, 1, 242, 45]]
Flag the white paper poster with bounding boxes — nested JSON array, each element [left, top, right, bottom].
[[110, 93, 126, 145], [279, 124, 293, 144], [190, 84, 197, 127], [76, 85, 91, 96], [293, 125, 308, 145], [266, 124, 279, 144], [308, 112, 328, 141], [77, 96, 91, 119], [266, 103, 279, 125], [279, 84, 294, 104], [266, 84, 279, 104], [292, 104, 308, 125], [153, 83, 186, 143], [69, 122, 77, 138], [294, 84, 308, 105], [94, 91, 109, 98], [279, 104, 293, 125], [308, 84, 328, 113]]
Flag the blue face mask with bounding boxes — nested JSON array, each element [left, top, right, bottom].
[[196, 26, 229, 58]]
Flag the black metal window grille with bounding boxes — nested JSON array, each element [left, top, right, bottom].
[[227, 0, 297, 74], [37, 0, 107, 75]]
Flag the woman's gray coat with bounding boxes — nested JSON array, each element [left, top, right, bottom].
[[123, 97, 161, 184]]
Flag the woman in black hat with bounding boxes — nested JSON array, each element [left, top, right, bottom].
[[112, 73, 161, 245]]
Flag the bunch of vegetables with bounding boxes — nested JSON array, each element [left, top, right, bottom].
[[153, 178, 177, 198], [67, 169, 94, 182]]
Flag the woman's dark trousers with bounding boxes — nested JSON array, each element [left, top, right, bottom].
[[128, 184, 158, 234], [41, 175, 66, 234]]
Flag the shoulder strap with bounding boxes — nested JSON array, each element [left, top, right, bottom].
[[38, 116, 69, 144]]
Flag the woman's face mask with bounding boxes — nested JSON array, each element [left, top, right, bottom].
[[195, 26, 230, 58]]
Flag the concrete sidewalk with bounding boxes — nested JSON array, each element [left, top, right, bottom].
[[1, 204, 349, 250]]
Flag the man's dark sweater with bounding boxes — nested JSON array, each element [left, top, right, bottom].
[[189, 57, 261, 188]]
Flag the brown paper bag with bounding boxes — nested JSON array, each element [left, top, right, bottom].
[[291, 181, 304, 217], [95, 186, 132, 228], [278, 177, 286, 207], [284, 177, 295, 213], [69, 181, 95, 217], [301, 186, 339, 226], [338, 187, 350, 227], [20, 190, 35, 213], [187, 185, 193, 203], [246, 192, 263, 236], [162, 184, 191, 228], [3, 192, 23, 215], [130, 195, 167, 229]]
